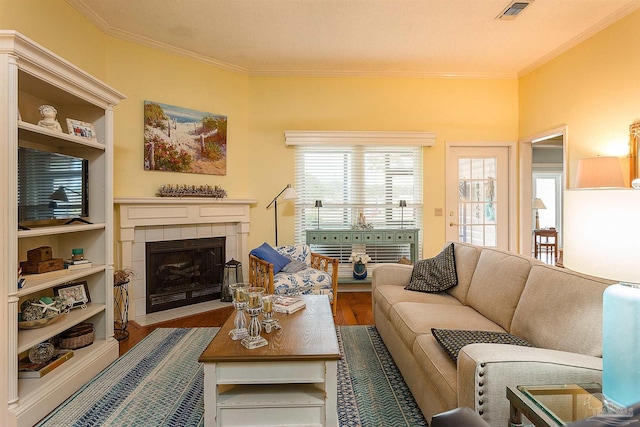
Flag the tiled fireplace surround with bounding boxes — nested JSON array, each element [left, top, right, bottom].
[[115, 198, 256, 325]]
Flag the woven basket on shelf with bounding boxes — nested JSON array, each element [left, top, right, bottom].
[[59, 322, 95, 350]]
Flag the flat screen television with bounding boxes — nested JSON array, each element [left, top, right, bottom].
[[18, 146, 89, 228]]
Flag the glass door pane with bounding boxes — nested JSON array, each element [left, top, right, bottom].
[[458, 157, 497, 246]]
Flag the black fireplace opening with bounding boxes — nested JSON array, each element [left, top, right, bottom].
[[145, 237, 225, 314]]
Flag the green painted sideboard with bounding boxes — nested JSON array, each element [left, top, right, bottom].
[[305, 228, 420, 262]]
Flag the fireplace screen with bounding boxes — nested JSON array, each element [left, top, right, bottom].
[[145, 237, 225, 313]]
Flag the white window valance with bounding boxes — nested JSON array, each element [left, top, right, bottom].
[[284, 130, 436, 146]]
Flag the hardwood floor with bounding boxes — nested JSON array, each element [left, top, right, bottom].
[[119, 292, 373, 356]]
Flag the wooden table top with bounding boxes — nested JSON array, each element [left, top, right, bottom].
[[199, 295, 341, 363]]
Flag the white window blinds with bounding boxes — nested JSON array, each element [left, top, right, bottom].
[[294, 145, 423, 268], [18, 147, 87, 222]]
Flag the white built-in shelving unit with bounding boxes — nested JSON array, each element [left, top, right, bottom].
[[0, 31, 125, 426]]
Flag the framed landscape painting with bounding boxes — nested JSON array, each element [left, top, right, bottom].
[[144, 101, 227, 175]]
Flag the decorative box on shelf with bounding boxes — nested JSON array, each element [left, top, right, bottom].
[[21, 246, 64, 274]]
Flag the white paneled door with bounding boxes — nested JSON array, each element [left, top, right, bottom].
[[446, 146, 510, 249]]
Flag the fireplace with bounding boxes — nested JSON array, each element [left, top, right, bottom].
[[115, 197, 256, 320], [145, 237, 225, 313]]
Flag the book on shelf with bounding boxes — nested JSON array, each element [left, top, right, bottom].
[[273, 296, 306, 314], [64, 261, 92, 270], [63, 259, 91, 265], [18, 349, 74, 378]]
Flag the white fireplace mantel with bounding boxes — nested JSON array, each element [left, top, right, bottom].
[[115, 197, 257, 319]]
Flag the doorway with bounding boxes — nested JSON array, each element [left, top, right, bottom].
[[519, 127, 567, 258], [445, 143, 516, 250]]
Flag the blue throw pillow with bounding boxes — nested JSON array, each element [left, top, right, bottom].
[[250, 242, 291, 274]]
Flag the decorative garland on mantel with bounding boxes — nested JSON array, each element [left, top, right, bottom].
[[156, 184, 227, 198]]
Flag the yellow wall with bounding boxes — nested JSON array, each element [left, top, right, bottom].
[[248, 77, 518, 254], [2, 0, 519, 257], [519, 8, 640, 187], [0, 0, 109, 79], [104, 38, 251, 200], [6, 0, 640, 256]]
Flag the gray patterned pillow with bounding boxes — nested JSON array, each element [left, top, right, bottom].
[[431, 328, 533, 363], [405, 243, 457, 293], [281, 259, 308, 273]]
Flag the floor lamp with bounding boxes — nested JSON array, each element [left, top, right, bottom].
[[266, 184, 299, 246]]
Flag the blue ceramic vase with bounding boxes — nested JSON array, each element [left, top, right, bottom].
[[352, 261, 367, 280]]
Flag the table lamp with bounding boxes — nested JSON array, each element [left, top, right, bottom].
[[315, 200, 323, 229], [564, 189, 640, 409], [532, 198, 546, 230], [399, 200, 407, 228]]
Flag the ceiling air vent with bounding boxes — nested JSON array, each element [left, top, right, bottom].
[[496, 0, 534, 20]]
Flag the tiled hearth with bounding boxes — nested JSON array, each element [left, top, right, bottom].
[[115, 197, 257, 324]]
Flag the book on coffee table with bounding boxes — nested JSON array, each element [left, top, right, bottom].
[[273, 296, 306, 314]]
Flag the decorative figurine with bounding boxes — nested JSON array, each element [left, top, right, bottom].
[[37, 105, 63, 132]]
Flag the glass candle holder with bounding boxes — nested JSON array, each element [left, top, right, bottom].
[[261, 294, 281, 333], [241, 287, 268, 349], [228, 283, 248, 340]]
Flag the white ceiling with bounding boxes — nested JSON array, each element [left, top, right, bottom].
[[67, 0, 640, 78]]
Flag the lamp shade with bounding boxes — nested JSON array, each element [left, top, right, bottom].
[[399, 200, 407, 207], [49, 186, 69, 202], [564, 189, 640, 408], [575, 157, 625, 188], [282, 185, 299, 201], [314, 200, 323, 208], [532, 198, 546, 210]]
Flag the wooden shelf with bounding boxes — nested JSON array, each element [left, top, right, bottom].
[[16, 265, 106, 298], [217, 383, 325, 407], [18, 222, 106, 238], [18, 121, 105, 150], [18, 303, 106, 353], [14, 340, 118, 427]]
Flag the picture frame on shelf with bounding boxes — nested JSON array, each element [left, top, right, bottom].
[[53, 281, 91, 309], [66, 118, 97, 141]]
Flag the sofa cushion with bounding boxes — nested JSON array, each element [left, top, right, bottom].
[[511, 264, 614, 357], [413, 334, 459, 409], [250, 242, 291, 273], [375, 285, 461, 321], [431, 328, 532, 363], [273, 267, 334, 301], [465, 248, 539, 332], [445, 243, 483, 305], [275, 243, 311, 265], [405, 243, 457, 293], [389, 302, 506, 352]]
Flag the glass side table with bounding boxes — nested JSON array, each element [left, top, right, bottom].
[[507, 383, 604, 427]]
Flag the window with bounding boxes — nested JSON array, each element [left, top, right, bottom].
[[294, 145, 423, 268]]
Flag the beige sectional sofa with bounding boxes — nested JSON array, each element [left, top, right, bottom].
[[372, 242, 614, 427]]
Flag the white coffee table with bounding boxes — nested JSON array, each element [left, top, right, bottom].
[[199, 295, 340, 427]]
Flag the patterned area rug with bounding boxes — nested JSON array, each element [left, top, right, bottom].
[[37, 326, 428, 426]]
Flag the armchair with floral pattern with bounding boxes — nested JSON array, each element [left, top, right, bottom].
[[248, 243, 339, 316]]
